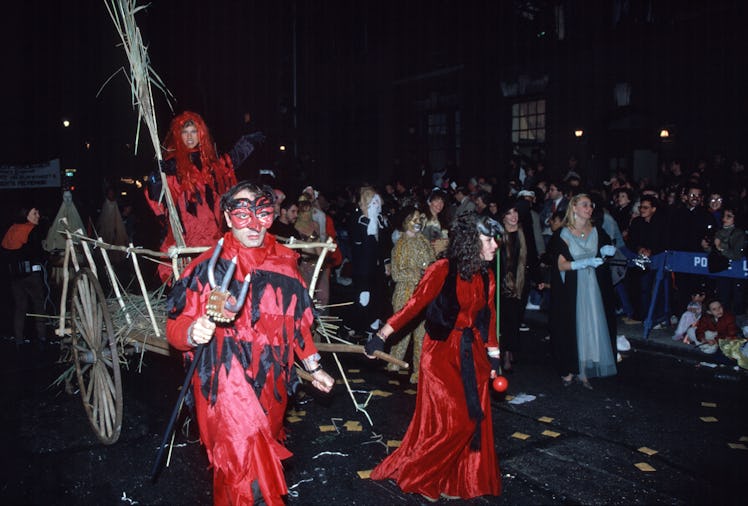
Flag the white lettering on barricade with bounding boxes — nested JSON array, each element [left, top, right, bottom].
[[664, 251, 747, 279], [0, 159, 61, 189]]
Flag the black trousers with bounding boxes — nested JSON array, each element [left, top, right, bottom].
[[499, 297, 522, 352], [11, 272, 47, 345]]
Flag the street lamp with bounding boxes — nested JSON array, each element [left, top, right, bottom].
[[574, 129, 584, 138]]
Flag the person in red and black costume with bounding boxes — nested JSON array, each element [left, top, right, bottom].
[[146, 111, 265, 281], [166, 181, 333, 506]]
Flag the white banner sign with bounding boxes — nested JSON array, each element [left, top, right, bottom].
[[0, 159, 62, 189]]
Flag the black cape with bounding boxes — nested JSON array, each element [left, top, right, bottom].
[[547, 226, 617, 376]]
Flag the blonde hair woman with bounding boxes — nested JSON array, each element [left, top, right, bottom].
[[548, 194, 618, 389]]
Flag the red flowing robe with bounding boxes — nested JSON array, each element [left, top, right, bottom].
[[371, 258, 502, 499], [167, 232, 319, 506]]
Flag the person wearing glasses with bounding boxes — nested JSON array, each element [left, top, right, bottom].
[[707, 192, 724, 223], [548, 194, 618, 390], [627, 195, 669, 323], [670, 185, 718, 313]]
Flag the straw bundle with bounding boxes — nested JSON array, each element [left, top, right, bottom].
[[103, 0, 184, 247]]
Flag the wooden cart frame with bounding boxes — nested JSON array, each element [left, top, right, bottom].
[[54, 222, 341, 445]]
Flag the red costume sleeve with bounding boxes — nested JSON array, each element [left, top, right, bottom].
[[720, 312, 739, 339], [164, 233, 320, 505], [388, 259, 449, 332], [387, 259, 497, 347]]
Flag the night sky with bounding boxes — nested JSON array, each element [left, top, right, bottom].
[[3, 1, 747, 191], [2, 1, 306, 181]]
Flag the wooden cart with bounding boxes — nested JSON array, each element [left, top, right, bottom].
[[54, 223, 339, 445]]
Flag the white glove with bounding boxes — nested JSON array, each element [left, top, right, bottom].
[[600, 245, 616, 258], [570, 257, 604, 270], [359, 291, 370, 307]]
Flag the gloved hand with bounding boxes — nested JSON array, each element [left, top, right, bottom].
[[570, 257, 604, 270], [147, 170, 163, 201], [359, 291, 370, 307], [364, 334, 384, 357], [600, 245, 616, 257], [244, 131, 266, 146]]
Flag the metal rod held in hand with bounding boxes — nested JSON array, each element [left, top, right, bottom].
[[151, 238, 247, 482], [150, 343, 204, 482]]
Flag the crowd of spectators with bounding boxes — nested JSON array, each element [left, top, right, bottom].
[[259, 153, 746, 368]]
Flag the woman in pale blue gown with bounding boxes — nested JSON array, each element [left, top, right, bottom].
[[548, 194, 618, 389]]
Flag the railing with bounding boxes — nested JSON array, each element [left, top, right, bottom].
[[643, 251, 747, 339]]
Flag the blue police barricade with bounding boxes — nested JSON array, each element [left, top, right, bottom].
[[643, 251, 748, 339]]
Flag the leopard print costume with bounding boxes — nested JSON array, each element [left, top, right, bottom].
[[388, 231, 436, 383]]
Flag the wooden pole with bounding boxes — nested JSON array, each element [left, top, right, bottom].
[[98, 237, 132, 326], [314, 342, 408, 369]]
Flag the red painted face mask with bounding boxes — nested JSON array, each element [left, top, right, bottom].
[[227, 196, 275, 230]]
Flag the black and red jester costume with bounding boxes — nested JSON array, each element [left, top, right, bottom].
[[167, 231, 320, 505]]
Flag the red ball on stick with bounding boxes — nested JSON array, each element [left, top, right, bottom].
[[492, 375, 509, 393]]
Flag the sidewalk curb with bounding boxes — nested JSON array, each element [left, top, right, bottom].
[[626, 336, 707, 362], [626, 336, 747, 380]]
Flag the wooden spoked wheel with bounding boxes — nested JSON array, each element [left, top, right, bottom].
[[69, 267, 123, 445]]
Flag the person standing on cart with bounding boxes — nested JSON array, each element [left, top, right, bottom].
[[166, 181, 334, 506], [146, 111, 265, 281]]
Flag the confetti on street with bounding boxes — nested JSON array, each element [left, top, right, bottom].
[[511, 432, 531, 440], [638, 447, 658, 456]]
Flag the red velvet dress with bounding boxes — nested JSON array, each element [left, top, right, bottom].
[[371, 259, 502, 499], [167, 233, 319, 506]]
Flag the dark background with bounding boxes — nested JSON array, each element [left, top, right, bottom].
[[1, 0, 746, 217]]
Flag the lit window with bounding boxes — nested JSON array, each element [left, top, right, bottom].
[[511, 99, 546, 143]]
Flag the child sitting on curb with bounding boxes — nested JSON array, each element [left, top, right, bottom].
[[694, 298, 740, 354], [672, 291, 706, 344]]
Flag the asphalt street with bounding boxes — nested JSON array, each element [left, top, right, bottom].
[[1, 303, 746, 506]]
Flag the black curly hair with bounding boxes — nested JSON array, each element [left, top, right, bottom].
[[443, 213, 493, 280], [219, 180, 275, 212]]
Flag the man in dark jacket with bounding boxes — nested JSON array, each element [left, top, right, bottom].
[[627, 196, 668, 321]]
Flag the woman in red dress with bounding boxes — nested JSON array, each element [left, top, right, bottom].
[[365, 213, 503, 502]]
